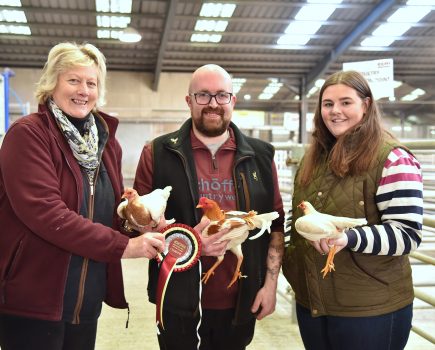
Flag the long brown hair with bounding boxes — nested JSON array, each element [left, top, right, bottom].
[[298, 70, 396, 186]]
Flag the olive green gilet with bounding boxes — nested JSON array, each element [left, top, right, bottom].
[[282, 141, 414, 317]]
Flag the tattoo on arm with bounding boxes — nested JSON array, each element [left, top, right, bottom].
[[266, 233, 284, 281]]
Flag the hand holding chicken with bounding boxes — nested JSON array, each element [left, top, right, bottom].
[[196, 197, 279, 288], [295, 201, 367, 277], [117, 186, 175, 232]]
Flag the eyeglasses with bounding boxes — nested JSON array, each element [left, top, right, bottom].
[[190, 92, 233, 105]]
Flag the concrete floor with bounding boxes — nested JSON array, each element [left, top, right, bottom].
[[96, 258, 434, 350]]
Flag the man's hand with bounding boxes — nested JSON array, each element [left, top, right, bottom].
[[251, 283, 276, 320], [194, 216, 230, 257]]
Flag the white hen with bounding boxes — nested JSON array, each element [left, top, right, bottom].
[[117, 186, 175, 230], [295, 201, 367, 277]]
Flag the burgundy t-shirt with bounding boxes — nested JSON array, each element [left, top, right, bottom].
[[191, 129, 240, 309]]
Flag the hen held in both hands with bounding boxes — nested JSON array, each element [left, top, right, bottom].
[[295, 200, 367, 277], [117, 186, 175, 231], [196, 197, 279, 288]]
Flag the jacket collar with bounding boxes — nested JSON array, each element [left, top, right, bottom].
[[37, 103, 119, 137]]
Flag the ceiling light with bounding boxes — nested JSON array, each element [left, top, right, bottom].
[[372, 23, 411, 37], [388, 7, 431, 23], [285, 22, 322, 35], [195, 20, 228, 32], [360, 36, 395, 47], [277, 34, 311, 46], [199, 3, 236, 18], [190, 33, 222, 43], [392, 80, 402, 88], [119, 26, 141, 43]]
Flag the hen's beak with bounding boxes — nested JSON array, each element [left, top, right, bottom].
[[196, 204, 203, 208]]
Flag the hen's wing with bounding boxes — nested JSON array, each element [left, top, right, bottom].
[[127, 201, 152, 227], [295, 213, 367, 241], [295, 214, 341, 241], [324, 214, 367, 230]]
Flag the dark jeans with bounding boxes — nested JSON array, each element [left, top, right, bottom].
[[296, 303, 413, 350], [0, 313, 98, 350], [158, 308, 256, 350]]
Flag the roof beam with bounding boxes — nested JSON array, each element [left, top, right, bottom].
[[0, 21, 161, 34], [152, 0, 177, 91], [304, 0, 396, 94], [0, 5, 164, 20]]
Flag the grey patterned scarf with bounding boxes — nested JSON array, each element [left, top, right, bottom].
[[48, 99, 99, 184]]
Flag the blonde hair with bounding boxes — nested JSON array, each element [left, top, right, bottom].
[[298, 70, 397, 186], [35, 42, 107, 108]]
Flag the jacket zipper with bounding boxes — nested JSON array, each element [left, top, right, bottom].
[[211, 155, 218, 170], [232, 155, 251, 211], [72, 166, 101, 324], [49, 111, 109, 323], [171, 148, 201, 223], [71, 113, 109, 324]]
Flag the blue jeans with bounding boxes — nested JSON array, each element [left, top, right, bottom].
[[296, 303, 413, 350]]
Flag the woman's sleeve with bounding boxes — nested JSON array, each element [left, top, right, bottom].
[[347, 148, 423, 255]]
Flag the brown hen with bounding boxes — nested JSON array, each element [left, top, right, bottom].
[[196, 197, 278, 288]]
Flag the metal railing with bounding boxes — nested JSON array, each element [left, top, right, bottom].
[[274, 139, 435, 345]]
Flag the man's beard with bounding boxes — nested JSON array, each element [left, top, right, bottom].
[[193, 106, 230, 137]]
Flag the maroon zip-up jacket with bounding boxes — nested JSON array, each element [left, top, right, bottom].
[[0, 104, 129, 321]]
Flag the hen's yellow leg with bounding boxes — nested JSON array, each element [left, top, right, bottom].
[[321, 245, 337, 278], [201, 256, 224, 284], [227, 255, 245, 289]]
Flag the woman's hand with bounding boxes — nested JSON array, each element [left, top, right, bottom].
[[122, 232, 165, 259], [309, 232, 348, 255]]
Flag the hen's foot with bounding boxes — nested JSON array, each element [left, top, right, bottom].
[[227, 271, 247, 289], [321, 245, 336, 278], [201, 271, 215, 284]]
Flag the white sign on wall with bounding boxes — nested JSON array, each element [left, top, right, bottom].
[[343, 58, 394, 100], [0, 74, 5, 136]]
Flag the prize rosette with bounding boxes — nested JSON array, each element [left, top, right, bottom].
[[155, 223, 201, 329]]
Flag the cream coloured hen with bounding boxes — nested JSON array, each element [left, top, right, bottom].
[[117, 187, 175, 231], [295, 200, 367, 277], [196, 197, 279, 288]]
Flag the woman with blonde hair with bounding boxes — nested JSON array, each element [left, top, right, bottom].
[[0, 42, 165, 350], [283, 70, 423, 350]]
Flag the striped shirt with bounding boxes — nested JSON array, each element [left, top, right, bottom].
[[285, 148, 423, 255]]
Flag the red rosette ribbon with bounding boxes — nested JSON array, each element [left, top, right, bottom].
[[155, 223, 201, 329]]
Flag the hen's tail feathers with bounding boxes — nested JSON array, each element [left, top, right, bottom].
[[161, 186, 172, 200], [248, 211, 279, 240]]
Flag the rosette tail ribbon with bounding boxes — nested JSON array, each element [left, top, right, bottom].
[[156, 253, 178, 329], [155, 224, 201, 330]]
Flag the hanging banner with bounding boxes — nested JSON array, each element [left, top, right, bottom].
[[343, 58, 394, 100]]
